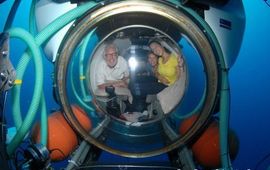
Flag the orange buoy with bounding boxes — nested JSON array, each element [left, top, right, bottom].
[[179, 115, 198, 135], [32, 105, 92, 161], [32, 111, 78, 161], [71, 105, 92, 131], [179, 115, 239, 168], [192, 121, 220, 168]]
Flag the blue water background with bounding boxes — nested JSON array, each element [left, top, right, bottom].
[[1, 1, 270, 169]]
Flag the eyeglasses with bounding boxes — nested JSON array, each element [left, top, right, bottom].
[[105, 52, 117, 58]]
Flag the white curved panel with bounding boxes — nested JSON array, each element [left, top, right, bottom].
[[35, 0, 76, 62], [205, 0, 245, 68]]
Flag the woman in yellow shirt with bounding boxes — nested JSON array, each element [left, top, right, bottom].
[[149, 41, 180, 86]]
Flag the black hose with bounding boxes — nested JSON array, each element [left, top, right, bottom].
[[3, 0, 22, 32], [0, 91, 10, 170]]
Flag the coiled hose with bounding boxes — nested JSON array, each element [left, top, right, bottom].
[[8, 1, 98, 156]]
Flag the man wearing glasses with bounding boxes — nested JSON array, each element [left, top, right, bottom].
[[96, 43, 130, 90]]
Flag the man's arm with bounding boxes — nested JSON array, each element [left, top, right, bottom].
[[97, 79, 128, 89], [97, 56, 130, 89]]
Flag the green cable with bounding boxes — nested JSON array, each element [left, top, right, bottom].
[[9, 1, 98, 156], [11, 0, 38, 131], [168, 1, 232, 169], [79, 31, 93, 101], [29, 0, 37, 35], [219, 70, 232, 169], [40, 93, 47, 146], [11, 0, 47, 146], [7, 27, 43, 156], [70, 43, 94, 112], [29, 0, 47, 146]]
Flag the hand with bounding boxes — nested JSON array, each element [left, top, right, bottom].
[[156, 73, 170, 85], [113, 80, 128, 88], [178, 56, 184, 68], [98, 80, 128, 89]]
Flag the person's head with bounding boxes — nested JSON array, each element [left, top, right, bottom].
[[148, 52, 158, 67], [149, 41, 164, 57], [104, 43, 119, 68]]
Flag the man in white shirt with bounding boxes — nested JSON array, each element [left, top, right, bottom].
[[95, 43, 133, 114], [96, 43, 129, 89]]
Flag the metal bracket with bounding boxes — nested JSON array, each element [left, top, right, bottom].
[[0, 33, 16, 92]]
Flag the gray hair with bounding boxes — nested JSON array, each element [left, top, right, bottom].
[[103, 43, 119, 58]]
